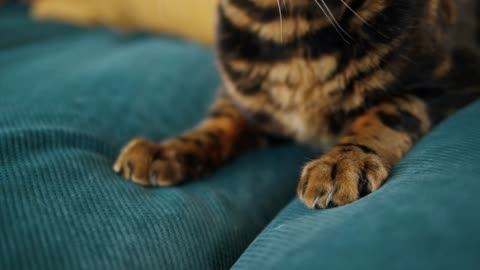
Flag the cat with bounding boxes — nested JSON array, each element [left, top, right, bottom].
[[114, 0, 480, 209]]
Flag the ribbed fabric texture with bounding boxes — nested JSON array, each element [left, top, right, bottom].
[[0, 6, 312, 270], [233, 101, 480, 270]]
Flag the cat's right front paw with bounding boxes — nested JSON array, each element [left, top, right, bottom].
[[113, 137, 214, 187]]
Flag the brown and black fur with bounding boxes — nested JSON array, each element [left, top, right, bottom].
[[114, 0, 480, 209]]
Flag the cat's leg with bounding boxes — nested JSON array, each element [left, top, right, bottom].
[[114, 95, 265, 186], [298, 95, 432, 208]]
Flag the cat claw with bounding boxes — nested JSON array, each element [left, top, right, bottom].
[[312, 195, 321, 209], [325, 187, 337, 208], [312, 187, 337, 209], [149, 171, 158, 187]]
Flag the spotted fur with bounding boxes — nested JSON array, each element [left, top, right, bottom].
[[115, 0, 480, 208]]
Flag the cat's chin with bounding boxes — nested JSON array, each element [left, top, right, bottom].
[[242, 0, 344, 15], [242, 0, 351, 13], [242, 0, 312, 8]]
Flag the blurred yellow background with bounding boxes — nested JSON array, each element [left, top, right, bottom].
[[32, 0, 218, 45]]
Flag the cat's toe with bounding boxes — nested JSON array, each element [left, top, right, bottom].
[[114, 138, 160, 186], [298, 144, 390, 209], [148, 159, 184, 187]]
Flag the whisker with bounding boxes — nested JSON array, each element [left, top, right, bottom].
[[313, 0, 351, 44], [338, 0, 389, 39], [339, 0, 369, 25], [276, 0, 284, 43], [320, 0, 353, 40]]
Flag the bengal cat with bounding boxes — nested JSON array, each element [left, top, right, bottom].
[[114, 0, 480, 209]]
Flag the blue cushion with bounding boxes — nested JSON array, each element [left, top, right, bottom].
[[233, 101, 480, 270], [0, 5, 312, 269]]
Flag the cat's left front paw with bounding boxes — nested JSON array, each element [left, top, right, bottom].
[[298, 144, 390, 209]]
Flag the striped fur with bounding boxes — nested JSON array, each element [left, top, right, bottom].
[[115, 0, 479, 208]]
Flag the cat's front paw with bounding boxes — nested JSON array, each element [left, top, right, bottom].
[[113, 137, 213, 187], [298, 144, 390, 209]]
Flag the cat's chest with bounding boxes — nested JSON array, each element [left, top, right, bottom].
[[219, 55, 342, 145], [220, 55, 339, 105]]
